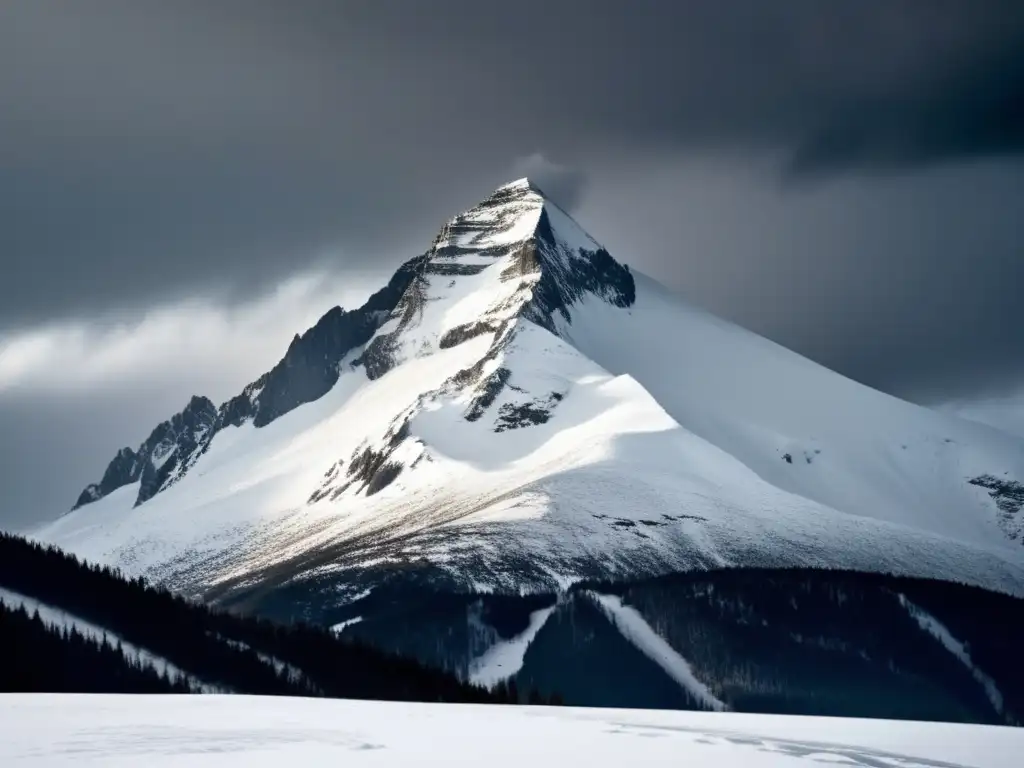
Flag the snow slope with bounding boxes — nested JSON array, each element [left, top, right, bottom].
[[555, 273, 1024, 554], [2, 694, 1021, 767], [35, 177, 1024, 600]]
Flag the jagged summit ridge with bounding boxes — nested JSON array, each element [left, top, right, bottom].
[[72, 395, 217, 511], [70, 180, 634, 511], [358, 179, 633, 380]]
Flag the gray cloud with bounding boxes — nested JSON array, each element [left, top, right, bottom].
[[577, 157, 1024, 402], [0, 389, 202, 532], [2, 0, 1022, 328], [510, 154, 588, 213]]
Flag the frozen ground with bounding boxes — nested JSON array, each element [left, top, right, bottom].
[[1, 694, 1021, 767]]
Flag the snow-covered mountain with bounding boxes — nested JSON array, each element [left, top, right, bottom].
[[37, 178, 1024, 600]]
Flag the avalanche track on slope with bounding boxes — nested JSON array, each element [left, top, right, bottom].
[[36, 178, 1024, 600]]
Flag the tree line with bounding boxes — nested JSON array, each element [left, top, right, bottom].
[[0, 532, 561, 704], [1, 601, 192, 693]]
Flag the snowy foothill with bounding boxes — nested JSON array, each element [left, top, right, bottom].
[[1, 694, 1021, 767]]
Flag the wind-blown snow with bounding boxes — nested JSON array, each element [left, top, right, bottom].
[[468, 604, 556, 688], [34, 179, 1024, 600], [898, 594, 1005, 717], [591, 592, 726, 711], [3, 694, 1021, 767], [0, 587, 226, 693]]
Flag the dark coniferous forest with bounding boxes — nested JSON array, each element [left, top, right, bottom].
[[0, 532, 555, 703], [0, 602, 192, 693]]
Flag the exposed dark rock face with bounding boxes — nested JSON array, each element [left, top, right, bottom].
[[428, 187, 636, 427], [970, 474, 1024, 542], [249, 306, 378, 428], [73, 396, 217, 510], [308, 460, 346, 504], [358, 268, 430, 382], [234, 254, 428, 426], [494, 391, 564, 432], [971, 475, 1024, 517], [135, 395, 218, 506], [424, 262, 490, 276], [73, 447, 143, 510], [325, 416, 416, 499], [465, 367, 512, 422], [439, 320, 506, 350], [519, 207, 635, 332], [72, 255, 427, 511]]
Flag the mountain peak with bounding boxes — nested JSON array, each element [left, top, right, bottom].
[[492, 177, 546, 196], [496, 176, 536, 190], [431, 177, 599, 261], [357, 174, 633, 384], [71, 177, 633, 512]]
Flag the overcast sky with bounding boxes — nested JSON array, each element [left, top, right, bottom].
[[2, 0, 1024, 530]]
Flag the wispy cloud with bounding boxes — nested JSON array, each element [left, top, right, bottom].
[[0, 267, 378, 401]]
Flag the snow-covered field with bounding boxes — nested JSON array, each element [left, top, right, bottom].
[[35, 178, 1024, 598], [1, 695, 1020, 767]]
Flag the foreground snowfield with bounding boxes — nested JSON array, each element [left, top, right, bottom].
[[1, 695, 1020, 767]]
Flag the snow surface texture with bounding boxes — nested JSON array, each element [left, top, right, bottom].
[[2, 695, 1022, 767], [36, 177, 1024, 598], [0, 587, 226, 694]]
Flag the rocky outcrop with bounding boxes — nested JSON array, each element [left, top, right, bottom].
[[970, 474, 1024, 543], [72, 255, 428, 511], [357, 271, 429, 381], [135, 395, 218, 505], [71, 396, 216, 510], [520, 207, 635, 332], [221, 253, 428, 428], [72, 447, 142, 510]]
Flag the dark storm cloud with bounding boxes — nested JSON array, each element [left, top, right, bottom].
[[577, 158, 1024, 402], [2, 0, 1023, 329], [0, 389, 200, 531], [510, 155, 589, 212]]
